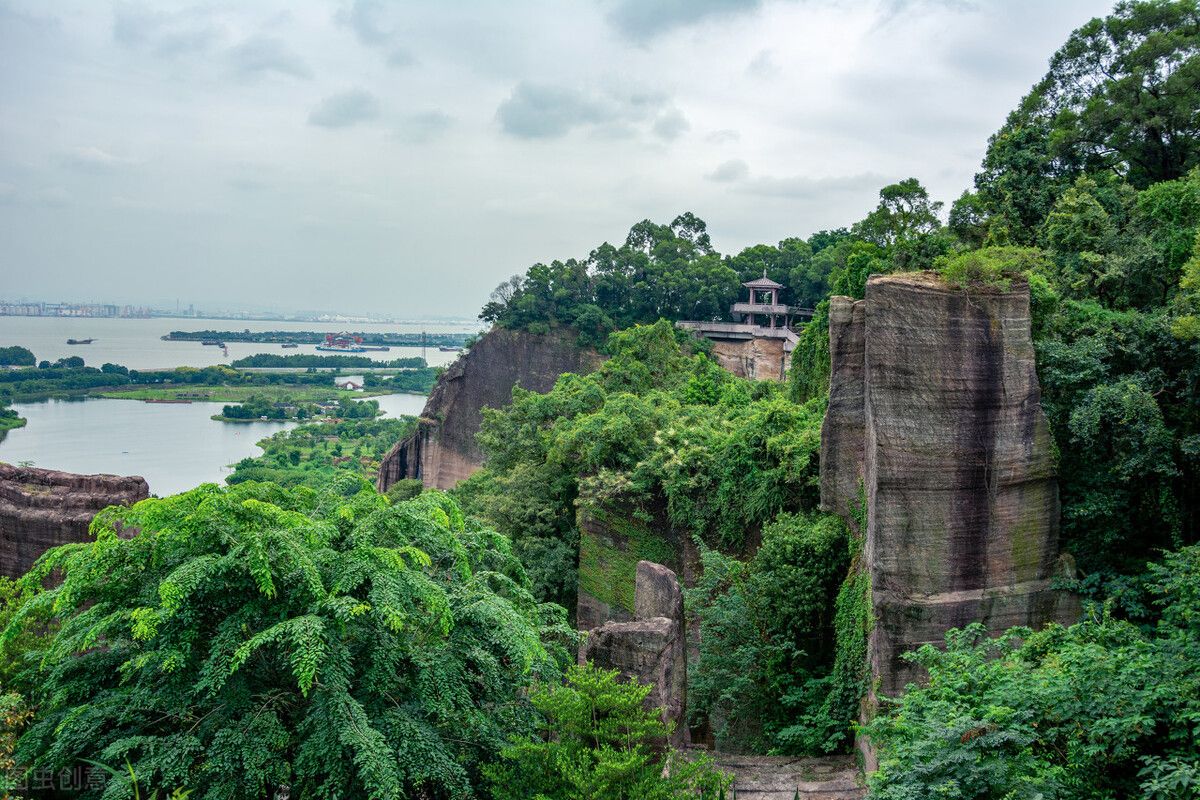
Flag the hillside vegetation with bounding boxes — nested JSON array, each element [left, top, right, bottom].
[[0, 2, 1197, 797]]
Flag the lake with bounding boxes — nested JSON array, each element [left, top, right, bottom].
[[0, 393, 427, 496], [0, 316, 480, 371]]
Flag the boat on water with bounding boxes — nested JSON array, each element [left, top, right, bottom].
[[317, 332, 369, 353], [438, 345, 463, 352], [316, 344, 368, 353], [281, 343, 299, 349], [201, 339, 224, 346], [65, 338, 95, 345]]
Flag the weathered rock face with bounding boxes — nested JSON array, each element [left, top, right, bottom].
[[0, 463, 149, 578], [709, 337, 789, 382], [581, 560, 688, 748], [821, 273, 1078, 696], [377, 327, 603, 492]]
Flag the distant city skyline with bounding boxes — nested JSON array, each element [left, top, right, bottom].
[[0, 296, 478, 323], [1, 0, 1114, 318]]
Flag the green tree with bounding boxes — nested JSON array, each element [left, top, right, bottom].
[[484, 664, 730, 800], [2, 479, 576, 799], [0, 347, 35, 368], [974, 0, 1200, 240], [864, 545, 1200, 800]]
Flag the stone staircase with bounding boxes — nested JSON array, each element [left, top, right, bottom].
[[710, 753, 865, 799]]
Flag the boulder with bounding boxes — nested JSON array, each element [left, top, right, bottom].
[[635, 559, 684, 621], [581, 561, 687, 747]]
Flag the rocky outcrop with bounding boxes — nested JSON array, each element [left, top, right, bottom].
[[709, 336, 790, 382], [576, 500, 690, 631], [582, 561, 688, 748], [377, 327, 603, 492], [711, 754, 864, 800], [820, 273, 1078, 697], [0, 463, 149, 578]]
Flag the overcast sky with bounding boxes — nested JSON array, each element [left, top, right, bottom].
[[0, 0, 1114, 319]]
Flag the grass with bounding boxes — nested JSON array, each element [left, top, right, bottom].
[[578, 505, 677, 614]]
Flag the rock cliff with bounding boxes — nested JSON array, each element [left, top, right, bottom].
[[0, 463, 149, 578], [377, 327, 603, 492], [820, 273, 1078, 696]]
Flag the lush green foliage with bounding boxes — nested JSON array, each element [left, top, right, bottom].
[[685, 512, 851, 753], [456, 320, 823, 612], [0, 361, 393, 404], [968, 0, 1200, 244], [227, 417, 413, 488], [865, 545, 1200, 800], [167, 330, 471, 347], [0, 346, 34, 367], [935, 247, 1047, 291], [485, 663, 729, 800], [1, 478, 576, 799], [480, 213, 840, 340], [0, 403, 25, 436]]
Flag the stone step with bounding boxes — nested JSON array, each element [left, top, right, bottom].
[[708, 753, 865, 800]]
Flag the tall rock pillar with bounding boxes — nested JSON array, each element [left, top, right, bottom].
[[821, 273, 1077, 697]]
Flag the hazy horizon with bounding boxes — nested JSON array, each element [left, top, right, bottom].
[[1, 0, 1114, 319]]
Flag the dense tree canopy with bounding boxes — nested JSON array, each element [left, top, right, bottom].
[[1, 478, 576, 799]]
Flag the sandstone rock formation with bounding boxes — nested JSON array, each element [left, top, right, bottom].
[[820, 273, 1078, 696], [581, 560, 687, 747], [0, 463, 149, 579], [707, 336, 790, 382], [377, 327, 603, 492]]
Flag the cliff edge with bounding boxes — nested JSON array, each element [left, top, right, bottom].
[[0, 463, 149, 578], [377, 326, 603, 492], [820, 272, 1078, 696]]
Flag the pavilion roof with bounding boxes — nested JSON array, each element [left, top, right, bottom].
[[742, 274, 784, 289]]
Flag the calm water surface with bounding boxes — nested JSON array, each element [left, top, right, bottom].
[[0, 316, 479, 370], [0, 393, 428, 496]]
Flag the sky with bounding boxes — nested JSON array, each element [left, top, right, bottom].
[[0, 0, 1116, 320]]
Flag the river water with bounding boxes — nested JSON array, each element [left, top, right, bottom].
[[0, 316, 446, 495], [0, 392, 427, 496], [0, 316, 479, 370]]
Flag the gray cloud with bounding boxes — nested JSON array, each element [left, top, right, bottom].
[[497, 82, 681, 141], [391, 111, 453, 144], [607, 0, 762, 42], [336, 0, 416, 68], [308, 90, 381, 128], [230, 35, 312, 79], [706, 159, 750, 182], [497, 83, 604, 138], [112, 3, 221, 57], [653, 108, 690, 141]]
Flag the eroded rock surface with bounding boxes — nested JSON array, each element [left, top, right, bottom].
[[0, 463, 149, 578], [821, 273, 1078, 696], [377, 327, 603, 491], [581, 561, 687, 747], [710, 754, 864, 800]]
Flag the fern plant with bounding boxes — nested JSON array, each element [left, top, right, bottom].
[[1, 474, 577, 799]]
